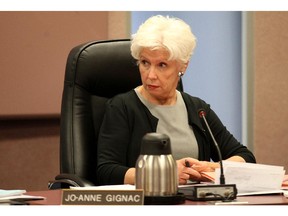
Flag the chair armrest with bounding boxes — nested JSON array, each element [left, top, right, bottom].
[[48, 173, 95, 190]]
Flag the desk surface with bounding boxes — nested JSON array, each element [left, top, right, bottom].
[[25, 190, 288, 205]]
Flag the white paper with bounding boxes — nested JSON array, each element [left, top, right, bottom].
[[214, 161, 285, 194], [0, 189, 26, 198], [237, 189, 285, 196]]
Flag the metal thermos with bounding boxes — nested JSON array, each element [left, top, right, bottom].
[[135, 133, 178, 197]]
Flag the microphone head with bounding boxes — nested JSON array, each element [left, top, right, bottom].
[[198, 109, 206, 118]]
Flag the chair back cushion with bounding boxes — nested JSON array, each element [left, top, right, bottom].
[[60, 39, 141, 185]]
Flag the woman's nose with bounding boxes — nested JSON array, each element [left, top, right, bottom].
[[147, 66, 157, 79]]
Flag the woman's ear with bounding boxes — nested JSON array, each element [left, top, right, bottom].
[[180, 61, 189, 74]]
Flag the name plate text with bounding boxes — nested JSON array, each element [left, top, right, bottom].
[[61, 189, 144, 205]]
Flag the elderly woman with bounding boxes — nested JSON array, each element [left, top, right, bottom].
[[97, 15, 256, 186]]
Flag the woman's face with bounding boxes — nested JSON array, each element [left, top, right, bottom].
[[139, 48, 186, 104]]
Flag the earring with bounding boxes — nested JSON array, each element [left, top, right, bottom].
[[178, 71, 184, 77]]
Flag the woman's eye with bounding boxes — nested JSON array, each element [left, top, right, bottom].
[[159, 62, 167, 68], [140, 60, 149, 66]]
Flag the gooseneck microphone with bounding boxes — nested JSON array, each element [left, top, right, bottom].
[[178, 108, 237, 201], [198, 109, 225, 185]]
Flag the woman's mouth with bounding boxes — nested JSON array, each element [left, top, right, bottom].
[[147, 84, 159, 90]]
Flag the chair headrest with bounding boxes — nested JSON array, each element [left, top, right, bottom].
[[67, 39, 142, 98]]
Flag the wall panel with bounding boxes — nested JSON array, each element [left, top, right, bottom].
[[0, 11, 108, 117], [253, 12, 288, 171]]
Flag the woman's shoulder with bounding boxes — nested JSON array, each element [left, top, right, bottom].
[[107, 89, 138, 105], [180, 91, 209, 107], [179, 91, 213, 115], [114, 89, 137, 98]]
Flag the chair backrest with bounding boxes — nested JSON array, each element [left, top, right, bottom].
[[60, 39, 183, 185]]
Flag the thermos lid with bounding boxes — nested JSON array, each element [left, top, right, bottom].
[[140, 133, 172, 155]]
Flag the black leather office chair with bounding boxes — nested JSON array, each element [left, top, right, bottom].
[[48, 39, 183, 189]]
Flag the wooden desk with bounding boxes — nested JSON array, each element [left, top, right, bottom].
[[25, 190, 288, 205]]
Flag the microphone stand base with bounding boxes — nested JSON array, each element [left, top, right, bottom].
[[178, 184, 237, 201]]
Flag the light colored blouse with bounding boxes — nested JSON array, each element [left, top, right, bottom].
[[135, 89, 199, 160]]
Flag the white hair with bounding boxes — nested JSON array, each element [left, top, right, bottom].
[[131, 15, 197, 64]]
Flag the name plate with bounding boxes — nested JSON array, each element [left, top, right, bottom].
[[61, 189, 144, 205]]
